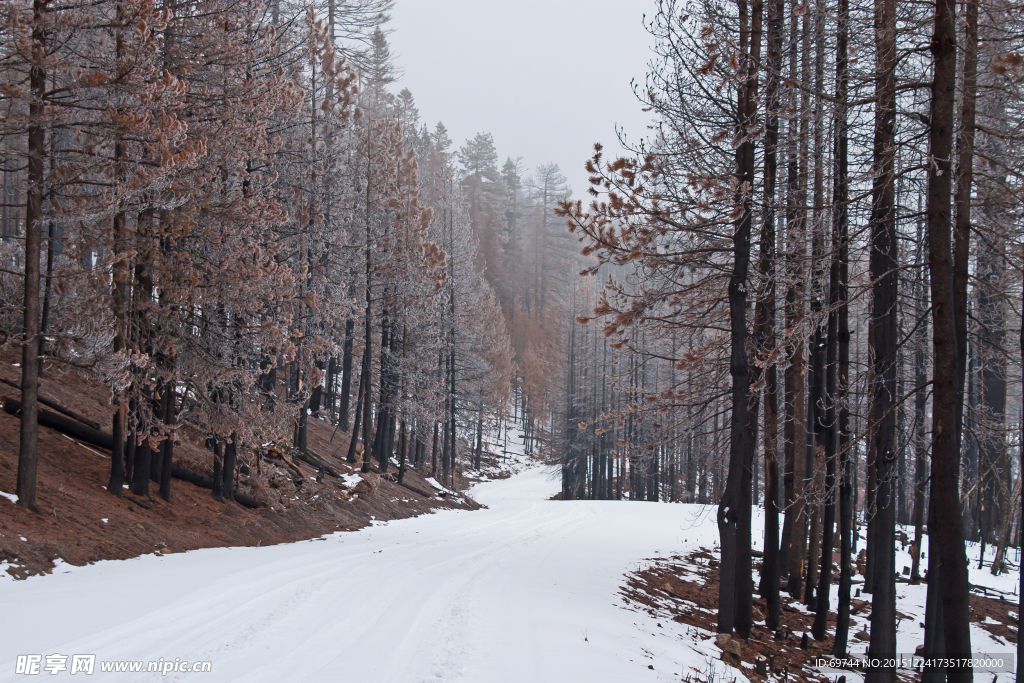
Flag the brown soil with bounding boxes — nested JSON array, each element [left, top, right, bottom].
[[621, 549, 1018, 683], [621, 548, 838, 683], [0, 357, 480, 580], [970, 590, 1020, 645]]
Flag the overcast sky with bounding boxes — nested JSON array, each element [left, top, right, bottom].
[[388, 0, 656, 197]]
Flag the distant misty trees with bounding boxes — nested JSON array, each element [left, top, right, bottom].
[[0, 0, 574, 512]]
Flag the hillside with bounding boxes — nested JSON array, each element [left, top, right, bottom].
[[0, 355, 488, 581]]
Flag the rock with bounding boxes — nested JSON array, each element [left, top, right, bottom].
[[715, 633, 742, 658]]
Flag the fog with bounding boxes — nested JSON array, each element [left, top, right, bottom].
[[389, 0, 656, 196]]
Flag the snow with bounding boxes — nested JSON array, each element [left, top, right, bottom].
[[0, 491, 17, 505], [0, 457, 1016, 682], [777, 524, 1019, 682], [423, 476, 449, 493], [0, 466, 735, 682], [339, 472, 362, 489]]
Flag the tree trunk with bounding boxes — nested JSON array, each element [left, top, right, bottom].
[[158, 381, 175, 502], [804, 0, 827, 613], [130, 426, 151, 498], [756, 0, 783, 631], [922, 491, 946, 683], [361, 316, 373, 474], [717, 0, 760, 639], [813, 189, 841, 639], [16, 0, 47, 513], [782, 0, 808, 595], [910, 221, 929, 582], [925, 0, 973, 677], [831, 0, 852, 653], [339, 318, 354, 430], [866, 0, 898, 675], [211, 438, 223, 502], [397, 420, 408, 484], [373, 311, 390, 471], [124, 409, 136, 484], [431, 421, 439, 478], [221, 435, 236, 503], [346, 363, 365, 464], [325, 356, 336, 421], [1018, 279, 1022, 681]]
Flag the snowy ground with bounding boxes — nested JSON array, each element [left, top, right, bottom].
[[1, 452, 1017, 682], [0, 465, 734, 682], [744, 514, 1020, 681]]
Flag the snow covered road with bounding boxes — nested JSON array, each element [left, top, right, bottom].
[[0, 467, 723, 682]]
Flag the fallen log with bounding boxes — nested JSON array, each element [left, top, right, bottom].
[[170, 464, 264, 509], [398, 480, 433, 499], [1, 395, 113, 450], [296, 449, 340, 478], [1, 395, 264, 509], [0, 378, 101, 429]]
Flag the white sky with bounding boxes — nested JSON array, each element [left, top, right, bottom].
[[388, 0, 657, 197]]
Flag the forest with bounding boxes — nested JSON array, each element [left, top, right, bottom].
[[554, 0, 1024, 678], [0, 0, 1023, 681], [0, 0, 584, 510]]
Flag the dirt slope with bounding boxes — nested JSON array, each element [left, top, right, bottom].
[[0, 357, 478, 580]]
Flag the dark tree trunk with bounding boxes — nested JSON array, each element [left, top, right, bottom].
[[397, 420, 408, 484], [124, 410, 136, 485], [361, 195, 373, 473], [431, 421, 439, 478], [782, 0, 808, 593], [373, 312, 391, 471], [0, 398, 110, 449], [922, 492, 946, 683], [325, 356, 336, 420], [159, 382, 175, 502], [804, 0, 828, 611], [474, 403, 484, 470], [150, 386, 164, 485], [221, 435, 236, 502], [717, 0, 760, 639], [1018, 279, 1022, 682], [911, 227, 929, 581], [925, 0, 973, 677], [297, 395, 309, 453], [109, 404, 126, 496], [361, 324, 373, 475], [952, 0, 977, 477], [339, 318, 354, 430], [831, 0, 852, 654], [346, 363, 365, 463], [866, 0, 898, 675], [16, 0, 47, 513], [131, 431, 151, 498], [812, 224, 840, 640], [37, 218, 55, 376], [756, 0, 783, 632], [211, 438, 223, 502]]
